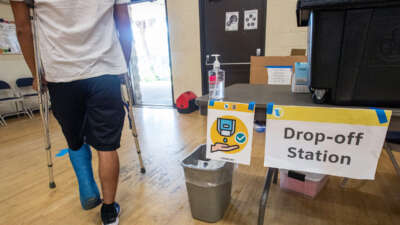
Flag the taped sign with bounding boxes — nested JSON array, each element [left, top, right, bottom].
[[264, 104, 392, 179], [207, 101, 255, 165]]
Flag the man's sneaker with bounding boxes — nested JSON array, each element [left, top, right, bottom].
[[101, 202, 121, 225]]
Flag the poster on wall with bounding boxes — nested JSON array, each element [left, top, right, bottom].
[[206, 101, 255, 165], [0, 19, 21, 54], [225, 12, 239, 31], [244, 9, 258, 30], [264, 104, 392, 179]]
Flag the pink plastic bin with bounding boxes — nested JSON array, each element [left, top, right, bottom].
[[279, 169, 328, 198]]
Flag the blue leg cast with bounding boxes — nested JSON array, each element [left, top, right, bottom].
[[68, 144, 102, 210]]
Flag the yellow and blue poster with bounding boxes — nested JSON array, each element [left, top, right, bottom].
[[206, 101, 255, 165], [264, 104, 392, 179]]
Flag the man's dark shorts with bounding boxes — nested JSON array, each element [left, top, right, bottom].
[[47, 75, 125, 151]]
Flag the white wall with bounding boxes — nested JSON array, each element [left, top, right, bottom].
[[265, 0, 308, 56]]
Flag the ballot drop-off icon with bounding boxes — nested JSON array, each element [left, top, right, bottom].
[[210, 115, 248, 154]]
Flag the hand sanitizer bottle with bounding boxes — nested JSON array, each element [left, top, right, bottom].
[[208, 54, 225, 100]]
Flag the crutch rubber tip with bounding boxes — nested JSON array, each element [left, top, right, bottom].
[[140, 168, 146, 174], [49, 182, 56, 189]]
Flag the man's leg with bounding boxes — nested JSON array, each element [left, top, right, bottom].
[[84, 75, 125, 225], [68, 144, 101, 210], [98, 151, 120, 204], [98, 151, 121, 225], [47, 82, 101, 210]]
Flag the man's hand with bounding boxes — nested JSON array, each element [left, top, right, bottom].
[[32, 76, 38, 91], [32, 75, 47, 92]]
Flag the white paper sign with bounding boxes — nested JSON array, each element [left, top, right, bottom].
[[244, 9, 258, 30], [207, 101, 255, 165], [0, 22, 21, 54], [225, 12, 239, 31], [264, 105, 392, 179], [266, 66, 293, 85]]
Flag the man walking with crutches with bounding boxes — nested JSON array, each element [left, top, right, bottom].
[[11, 0, 133, 224]]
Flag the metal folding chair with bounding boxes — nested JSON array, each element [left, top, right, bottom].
[[16, 77, 39, 115], [0, 80, 32, 126]]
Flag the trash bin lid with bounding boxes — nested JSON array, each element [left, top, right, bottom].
[[182, 145, 227, 171], [297, 0, 400, 26]]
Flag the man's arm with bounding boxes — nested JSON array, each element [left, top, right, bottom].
[[10, 1, 38, 90], [114, 3, 132, 67]]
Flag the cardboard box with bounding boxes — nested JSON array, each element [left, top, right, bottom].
[[249, 56, 308, 84], [291, 49, 307, 56]]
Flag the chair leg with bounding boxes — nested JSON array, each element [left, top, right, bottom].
[[28, 108, 34, 117], [20, 100, 32, 119], [14, 102, 20, 117], [25, 106, 33, 119], [385, 144, 400, 176], [0, 116, 7, 126]]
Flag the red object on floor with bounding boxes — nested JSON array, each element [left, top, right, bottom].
[[176, 91, 199, 114]]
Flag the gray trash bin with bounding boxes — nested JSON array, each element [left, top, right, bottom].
[[182, 144, 234, 223]]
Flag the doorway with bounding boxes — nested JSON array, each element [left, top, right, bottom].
[[129, 0, 173, 106]]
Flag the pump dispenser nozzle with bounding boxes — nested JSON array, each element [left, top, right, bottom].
[[211, 54, 221, 69]]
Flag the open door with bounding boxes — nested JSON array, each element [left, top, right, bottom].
[[129, 0, 174, 106]]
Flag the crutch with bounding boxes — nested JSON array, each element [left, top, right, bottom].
[[123, 65, 146, 174], [25, 0, 56, 189]]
